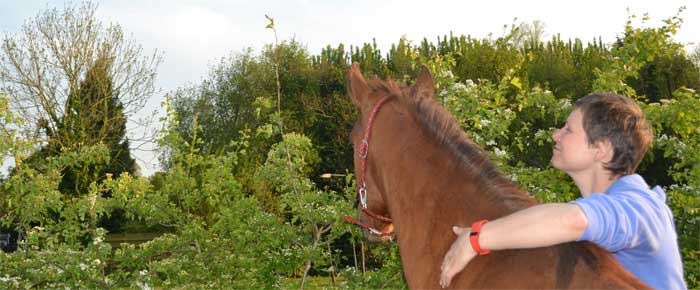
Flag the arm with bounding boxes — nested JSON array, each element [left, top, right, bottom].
[[481, 203, 588, 249], [439, 203, 588, 288]]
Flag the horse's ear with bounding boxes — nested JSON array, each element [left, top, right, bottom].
[[348, 62, 370, 107], [411, 65, 435, 99]]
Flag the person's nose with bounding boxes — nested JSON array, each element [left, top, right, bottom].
[[552, 128, 561, 143]]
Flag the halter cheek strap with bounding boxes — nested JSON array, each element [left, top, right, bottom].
[[344, 96, 395, 238]]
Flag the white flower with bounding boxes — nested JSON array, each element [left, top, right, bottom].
[[560, 99, 572, 110], [480, 119, 491, 127], [452, 83, 467, 92], [442, 70, 454, 79], [137, 280, 153, 290], [79, 263, 88, 271], [494, 148, 507, 157]]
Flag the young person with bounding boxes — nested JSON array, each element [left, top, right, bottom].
[[439, 93, 686, 289]]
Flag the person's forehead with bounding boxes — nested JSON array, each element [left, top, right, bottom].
[[567, 109, 583, 124]]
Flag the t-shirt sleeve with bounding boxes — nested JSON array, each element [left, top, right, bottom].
[[570, 193, 643, 252]]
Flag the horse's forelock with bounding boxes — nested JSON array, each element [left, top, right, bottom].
[[367, 79, 402, 98]]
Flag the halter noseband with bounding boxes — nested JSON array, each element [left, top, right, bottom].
[[344, 96, 395, 238]]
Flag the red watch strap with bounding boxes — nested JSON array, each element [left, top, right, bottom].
[[469, 219, 490, 255]]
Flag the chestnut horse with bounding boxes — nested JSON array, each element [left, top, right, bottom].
[[346, 63, 651, 289]]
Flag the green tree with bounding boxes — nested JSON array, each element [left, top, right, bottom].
[[40, 56, 136, 196], [630, 53, 700, 101], [592, 8, 687, 97]]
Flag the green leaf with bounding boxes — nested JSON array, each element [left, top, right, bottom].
[[265, 14, 274, 29], [510, 77, 522, 90]]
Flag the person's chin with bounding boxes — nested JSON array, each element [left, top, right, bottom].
[[550, 157, 561, 170]]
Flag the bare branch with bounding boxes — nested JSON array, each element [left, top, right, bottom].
[[0, 2, 162, 136]]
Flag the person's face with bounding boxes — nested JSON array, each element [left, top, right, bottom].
[[551, 109, 598, 175]]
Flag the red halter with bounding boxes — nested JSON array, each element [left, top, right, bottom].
[[344, 96, 395, 238]]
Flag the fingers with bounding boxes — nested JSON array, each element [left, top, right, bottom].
[[441, 255, 463, 288], [440, 247, 452, 287], [441, 226, 473, 288], [440, 241, 460, 288], [440, 268, 455, 288], [441, 248, 463, 288], [453, 226, 470, 235]]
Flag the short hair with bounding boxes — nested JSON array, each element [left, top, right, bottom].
[[574, 93, 653, 176]]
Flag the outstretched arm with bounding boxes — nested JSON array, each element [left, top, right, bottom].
[[440, 203, 588, 288]]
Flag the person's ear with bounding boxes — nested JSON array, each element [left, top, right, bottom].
[[595, 139, 614, 163]]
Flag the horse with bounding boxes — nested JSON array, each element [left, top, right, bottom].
[[345, 63, 651, 289]]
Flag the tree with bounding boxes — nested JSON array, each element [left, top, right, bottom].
[[511, 20, 547, 49], [54, 55, 136, 196], [0, 1, 161, 147], [0, 2, 151, 238], [168, 41, 326, 176], [690, 45, 700, 70]]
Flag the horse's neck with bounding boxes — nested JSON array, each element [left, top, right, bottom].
[[377, 138, 518, 288], [381, 140, 513, 230]]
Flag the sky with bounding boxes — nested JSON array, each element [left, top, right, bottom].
[[1, 0, 698, 176]]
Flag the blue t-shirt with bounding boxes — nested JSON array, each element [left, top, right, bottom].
[[571, 174, 686, 290]]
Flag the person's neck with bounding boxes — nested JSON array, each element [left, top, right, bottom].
[[570, 168, 619, 198]]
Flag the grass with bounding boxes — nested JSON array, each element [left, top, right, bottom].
[[282, 276, 344, 290]]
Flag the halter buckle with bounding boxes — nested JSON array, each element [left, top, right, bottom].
[[359, 140, 369, 160]]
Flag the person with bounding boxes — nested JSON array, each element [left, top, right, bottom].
[[439, 93, 686, 289]]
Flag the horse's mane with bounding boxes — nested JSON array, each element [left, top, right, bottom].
[[367, 79, 536, 212]]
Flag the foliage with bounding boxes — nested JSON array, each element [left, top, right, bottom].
[[254, 132, 357, 288], [592, 7, 691, 99], [340, 244, 407, 289], [36, 55, 136, 199]]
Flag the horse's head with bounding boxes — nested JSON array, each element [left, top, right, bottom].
[[346, 63, 435, 243]]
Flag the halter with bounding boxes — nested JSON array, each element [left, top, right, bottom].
[[344, 96, 395, 238]]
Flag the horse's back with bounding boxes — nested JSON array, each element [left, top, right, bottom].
[[449, 242, 651, 289]]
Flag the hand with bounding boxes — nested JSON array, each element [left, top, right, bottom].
[[440, 226, 478, 288]]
